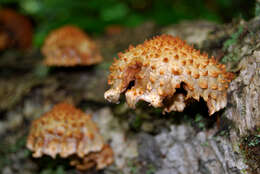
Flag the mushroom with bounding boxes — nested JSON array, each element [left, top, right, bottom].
[[42, 26, 103, 66], [0, 8, 32, 50], [26, 102, 113, 170], [104, 35, 234, 115]]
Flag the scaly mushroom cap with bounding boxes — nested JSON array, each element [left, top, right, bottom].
[[0, 9, 32, 50], [104, 35, 234, 115], [26, 102, 113, 170], [42, 26, 102, 66]]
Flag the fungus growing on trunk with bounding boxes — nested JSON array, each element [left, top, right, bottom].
[[104, 35, 234, 115], [26, 102, 113, 170], [42, 26, 102, 66], [0, 9, 32, 50]]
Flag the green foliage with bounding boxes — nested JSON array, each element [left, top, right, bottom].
[[0, 0, 255, 47], [100, 2, 129, 21]]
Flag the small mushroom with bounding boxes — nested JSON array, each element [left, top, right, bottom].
[[0, 8, 32, 50], [26, 102, 113, 170], [104, 35, 234, 115], [42, 26, 103, 66]]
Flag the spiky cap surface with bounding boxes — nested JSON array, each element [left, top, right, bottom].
[[26, 102, 114, 170], [104, 35, 234, 115], [26, 102, 104, 158]]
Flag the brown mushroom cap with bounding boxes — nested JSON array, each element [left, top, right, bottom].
[[104, 35, 234, 115], [26, 102, 113, 170], [42, 26, 103, 66], [0, 8, 32, 50]]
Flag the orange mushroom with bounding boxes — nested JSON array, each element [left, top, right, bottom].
[[104, 35, 234, 115], [42, 26, 103, 66], [0, 8, 32, 50], [26, 102, 113, 170]]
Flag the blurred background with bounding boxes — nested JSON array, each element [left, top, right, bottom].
[[0, 1, 259, 174], [0, 0, 256, 47]]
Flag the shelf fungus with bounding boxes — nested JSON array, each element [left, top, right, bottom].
[[104, 35, 234, 115], [26, 102, 114, 170], [42, 26, 102, 66], [0, 9, 32, 50]]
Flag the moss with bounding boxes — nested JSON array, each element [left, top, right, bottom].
[[240, 133, 260, 173], [0, 135, 28, 170], [194, 113, 206, 130], [221, 26, 244, 64], [0, 157, 10, 171], [201, 141, 209, 147], [146, 164, 156, 174], [0, 135, 27, 154], [130, 114, 143, 131], [223, 26, 244, 51], [248, 135, 260, 147], [221, 52, 238, 64], [219, 129, 230, 137], [127, 160, 139, 174], [127, 160, 157, 174], [33, 64, 50, 78]]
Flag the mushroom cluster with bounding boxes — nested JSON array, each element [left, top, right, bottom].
[[0, 9, 32, 50], [42, 26, 102, 66], [26, 102, 113, 170], [104, 35, 234, 115]]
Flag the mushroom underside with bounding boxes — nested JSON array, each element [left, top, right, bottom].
[[28, 143, 112, 170], [70, 145, 114, 170], [119, 77, 225, 115]]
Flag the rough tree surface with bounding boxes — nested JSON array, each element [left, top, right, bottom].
[[0, 16, 259, 174]]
